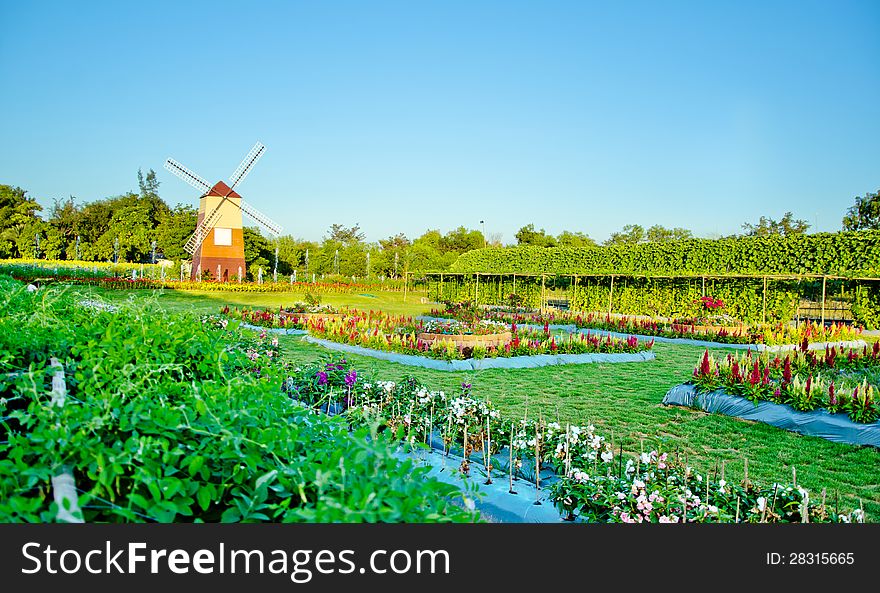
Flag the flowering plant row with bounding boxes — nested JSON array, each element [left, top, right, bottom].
[[691, 345, 880, 423], [305, 312, 651, 360], [283, 355, 866, 523]]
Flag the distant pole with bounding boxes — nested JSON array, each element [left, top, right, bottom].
[[403, 271, 409, 303], [113, 237, 119, 264], [34, 233, 40, 259], [394, 252, 399, 278], [480, 220, 486, 247], [821, 276, 827, 326], [305, 249, 310, 276], [608, 275, 614, 315], [762, 276, 768, 324], [334, 249, 339, 275], [151, 240, 157, 264], [273, 245, 279, 282], [75, 235, 81, 261], [366, 251, 371, 278]]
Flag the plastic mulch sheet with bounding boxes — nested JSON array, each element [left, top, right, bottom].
[[663, 383, 880, 447]]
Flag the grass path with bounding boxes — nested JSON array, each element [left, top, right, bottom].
[[70, 286, 880, 517]]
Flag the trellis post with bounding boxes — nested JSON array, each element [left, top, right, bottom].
[[821, 275, 827, 326], [608, 275, 615, 315], [762, 276, 767, 324], [541, 274, 546, 313]]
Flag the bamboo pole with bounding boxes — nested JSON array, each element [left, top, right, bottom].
[[540, 274, 546, 313], [762, 276, 767, 324], [508, 422, 517, 494], [608, 275, 614, 315]]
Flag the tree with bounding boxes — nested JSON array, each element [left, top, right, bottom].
[[842, 190, 880, 231], [325, 223, 365, 245], [0, 185, 43, 258], [243, 227, 273, 278], [137, 168, 160, 200], [515, 224, 556, 247], [155, 204, 197, 262], [646, 225, 693, 243], [438, 226, 484, 253], [605, 224, 645, 246], [556, 230, 596, 248], [741, 212, 809, 237]]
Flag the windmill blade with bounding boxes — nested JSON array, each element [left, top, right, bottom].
[[183, 201, 226, 254], [164, 158, 213, 195], [239, 199, 283, 237], [229, 141, 266, 190]]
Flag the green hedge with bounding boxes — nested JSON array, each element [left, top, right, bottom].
[[450, 232, 880, 276]]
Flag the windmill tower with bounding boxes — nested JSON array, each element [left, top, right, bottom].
[[164, 142, 282, 281]]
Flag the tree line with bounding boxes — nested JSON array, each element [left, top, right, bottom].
[[1, 171, 877, 279]]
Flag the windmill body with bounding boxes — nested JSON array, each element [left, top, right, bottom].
[[164, 142, 282, 281], [193, 181, 245, 282]]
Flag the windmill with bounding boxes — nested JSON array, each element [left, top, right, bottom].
[[164, 142, 282, 281]]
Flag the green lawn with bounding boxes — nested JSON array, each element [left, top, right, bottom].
[[68, 286, 880, 518]]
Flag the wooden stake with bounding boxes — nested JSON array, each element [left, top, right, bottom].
[[509, 422, 517, 494], [484, 415, 492, 485], [564, 423, 571, 478], [792, 466, 797, 488], [534, 424, 542, 505], [735, 496, 740, 523]]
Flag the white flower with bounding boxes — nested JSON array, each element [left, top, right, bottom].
[[718, 479, 727, 491], [708, 505, 718, 514], [640, 452, 651, 465], [601, 451, 613, 463], [756, 497, 767, 512]]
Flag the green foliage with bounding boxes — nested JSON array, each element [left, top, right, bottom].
[[569, 277, 800, 324], [0, 185, 43, 258], [843, 190, 880, 231], [451, 232, 880, 276], [515, 224, 556, 247], [741, 212, 810, 237], [0, 277, 476, 523]]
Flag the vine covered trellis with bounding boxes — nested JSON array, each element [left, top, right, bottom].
[[425, 272, 880, 329]]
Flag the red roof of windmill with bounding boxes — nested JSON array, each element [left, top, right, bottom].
[[206, 180, 241, 199]]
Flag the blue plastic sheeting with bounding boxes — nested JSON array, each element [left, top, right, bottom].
[[301, 335, 655, 370], [239, 322, 307, 335], [576, 328, 867, 352], [395, 448, 563, 523], [663, 383, 880, 448]]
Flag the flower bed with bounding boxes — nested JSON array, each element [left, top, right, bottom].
[[304, 312, 652, 361], [689, 345, 880, 423], [283, 355, 867, 523]]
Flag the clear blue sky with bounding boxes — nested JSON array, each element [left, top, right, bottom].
[[1, 0, 878, 243]]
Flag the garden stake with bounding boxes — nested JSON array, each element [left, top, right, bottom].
[[534, 425, 542, 505], [735, 497, 740, 523], [461, 424, 469, 475], [508, 421, 517, 494], [564, 423, 571, 478], [484, 415, 492, 485], [792, 466, 797, 488]]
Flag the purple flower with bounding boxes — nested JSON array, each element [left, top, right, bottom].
[[317, 371, 328, 385], [344, 370, 357, 387]]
